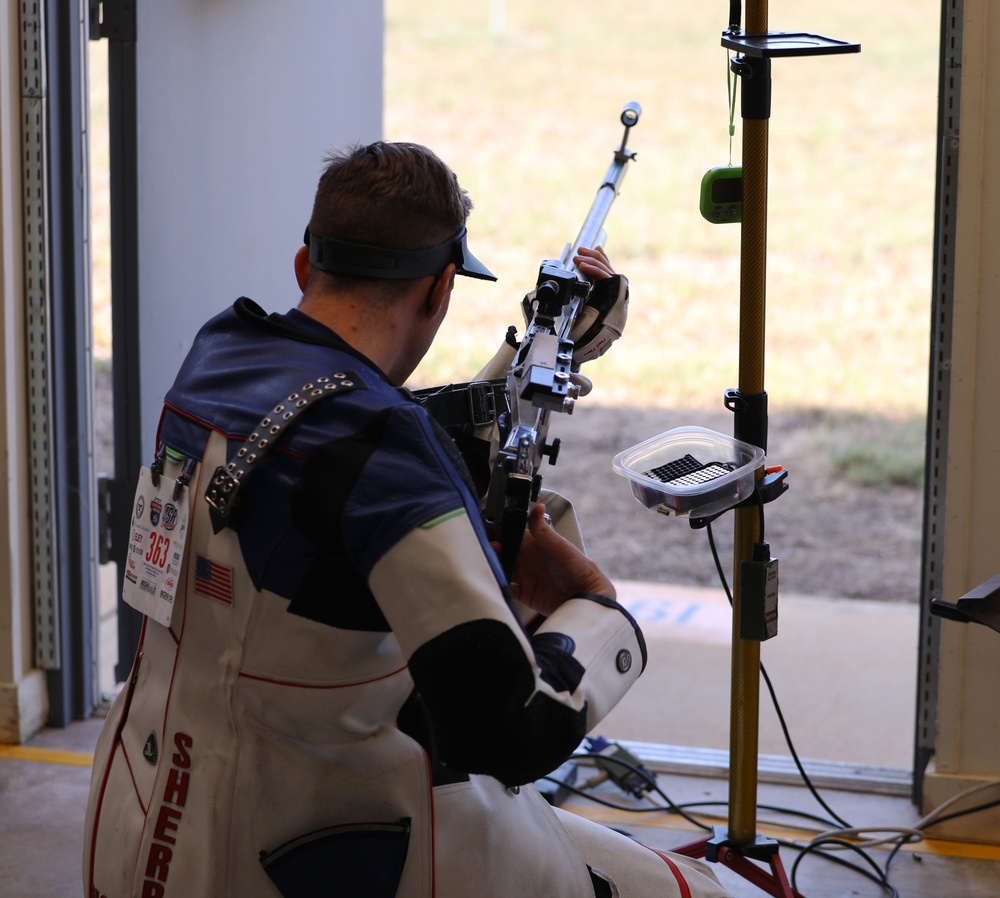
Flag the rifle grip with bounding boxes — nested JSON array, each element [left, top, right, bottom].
[[499, 475, 532, 580]]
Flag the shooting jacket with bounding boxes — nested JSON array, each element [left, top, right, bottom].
[[83, 299, 727, 898]]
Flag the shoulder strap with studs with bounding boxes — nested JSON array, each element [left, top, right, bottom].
[[204, 372, 359, 530]]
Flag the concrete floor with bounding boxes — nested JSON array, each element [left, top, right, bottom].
[[608, 581, 919, 771], [3, 581, 1000, 896], [3, 714, 1000, 897], [1, 715, 105, 897]]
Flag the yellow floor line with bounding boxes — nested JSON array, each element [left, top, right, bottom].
[[2, 747, 998, 863], [565, 803, 1000, 862], [0, 743, 94, 768]]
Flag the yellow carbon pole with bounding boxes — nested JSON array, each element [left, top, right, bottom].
[[729, 0, 768, 847]]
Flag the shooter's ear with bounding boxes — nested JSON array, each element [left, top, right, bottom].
[[294, 245, 311, 293], [427, 263, 457, 318]]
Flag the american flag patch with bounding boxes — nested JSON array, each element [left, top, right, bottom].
[[194, 555, 233, 605]]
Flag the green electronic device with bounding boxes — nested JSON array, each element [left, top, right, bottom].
[[700, 166, 743, 223]]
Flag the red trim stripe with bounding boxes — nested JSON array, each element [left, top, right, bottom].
[[161, 401, 308, 460], [646, 846, 692, 898], [238, 663, 409, 689]]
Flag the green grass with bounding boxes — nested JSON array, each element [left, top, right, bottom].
[[89, 1, 938, 422], [386, 0, 939, 416], [827, 413, 926, 489], [89, 41, 112, 356]]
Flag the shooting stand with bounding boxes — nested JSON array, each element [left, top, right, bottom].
[[667, 4, 859, 895]]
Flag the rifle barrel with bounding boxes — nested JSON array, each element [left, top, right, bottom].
[[563, 152, 635, 269]]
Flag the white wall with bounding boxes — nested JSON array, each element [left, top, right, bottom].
[[0, 0, 383, 741], [133, 1, 384, 458]]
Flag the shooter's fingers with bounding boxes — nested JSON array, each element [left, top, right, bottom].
[[573, 245, 615, 278], [580, 244, 612, 264]]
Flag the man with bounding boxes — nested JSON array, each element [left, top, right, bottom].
[[84, 142, 728, 897]]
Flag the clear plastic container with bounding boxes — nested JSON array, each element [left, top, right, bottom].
[[612, 426, 765, 518]]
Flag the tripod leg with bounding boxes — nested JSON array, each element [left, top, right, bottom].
[[668, 835, 711, 859], [668, 831, 805, 898], [714, 845, 802, 898]]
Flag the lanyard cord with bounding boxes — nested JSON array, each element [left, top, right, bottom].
[[727, 52, 738, 166]]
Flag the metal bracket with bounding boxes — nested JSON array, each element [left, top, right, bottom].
[[721, 30, 860, 59], [21, 0, 60, 670], [466, 381, 498, 428]]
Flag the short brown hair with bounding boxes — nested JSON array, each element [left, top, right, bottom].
[[308, 142, 473, 252]]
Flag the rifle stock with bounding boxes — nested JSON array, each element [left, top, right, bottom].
[[486, 103, 641, 578]]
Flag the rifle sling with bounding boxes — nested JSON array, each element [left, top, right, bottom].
[[413, 379, 508, 432]]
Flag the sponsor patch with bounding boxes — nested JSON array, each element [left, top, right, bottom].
[[161, 503, 178, 531]]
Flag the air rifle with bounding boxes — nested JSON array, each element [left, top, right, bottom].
[[486, 102, 641, 577]]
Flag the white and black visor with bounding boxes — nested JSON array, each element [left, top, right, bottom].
[[304, 226, 497, 282]]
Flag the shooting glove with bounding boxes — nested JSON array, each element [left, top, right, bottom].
[[570, 273, 629, 365], [520, 274, 629, 366]]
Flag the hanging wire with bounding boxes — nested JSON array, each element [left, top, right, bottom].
[[539, 487, 1000, 895], [727, 51, 738, 165], [705, 514, 851, 830]]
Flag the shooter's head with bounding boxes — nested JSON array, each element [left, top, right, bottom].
[[303, 141, 495, 287]]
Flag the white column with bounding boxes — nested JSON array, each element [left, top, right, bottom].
[[0, 0, 49, 743], [924, 0, 1000, 843]]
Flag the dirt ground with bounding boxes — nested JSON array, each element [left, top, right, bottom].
[[541, 404, 924, 603], [95, 364, 923, 603]]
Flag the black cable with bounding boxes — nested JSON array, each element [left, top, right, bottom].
[[557, 751, 854, 834], [924, 795, 1000, 828], [791, 837, 901, 897], [540, 773, 713, 831], [568, 751, 714, 831], [706, 523, 730, 595], [880, 833, 924, 882], [881, 795, 1000, 879], [554, 760, 1000, 896], [564, 494, 999, 894], [705, 509, 905, 895], [561, 737, 1000, 895], [551, 774, 901, 897], [759, 660, 853, 829], [755, 485, 766, 543], [674, 799, 843, 832], [706, 517, 852, 829]]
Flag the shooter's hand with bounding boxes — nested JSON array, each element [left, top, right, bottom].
[[569, 246, 629, 365], [572, 245, 617, 280], [506, 504, 616, 618]]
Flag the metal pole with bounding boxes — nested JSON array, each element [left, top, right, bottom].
[[729, 0, 769, 847]]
